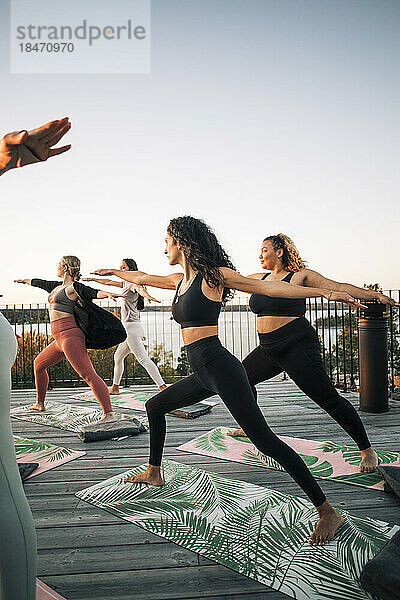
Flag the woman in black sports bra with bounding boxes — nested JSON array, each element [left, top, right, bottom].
[[229, 233, 398, 473], [92, 216, 367, 546]]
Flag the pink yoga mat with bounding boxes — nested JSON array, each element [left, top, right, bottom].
[[178, 426, 400, 490], [36, 579, 67, 599], [15, 436, 85, 480]]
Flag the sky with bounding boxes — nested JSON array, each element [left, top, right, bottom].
[[1, 0, 399, 304]]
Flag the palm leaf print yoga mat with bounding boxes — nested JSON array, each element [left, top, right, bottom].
[[76, 459, 398, 600], [10, 400, 148, 432], [14, 435, 85, 479], [71, 388, 218, 418], [177, 427, 400, 491]]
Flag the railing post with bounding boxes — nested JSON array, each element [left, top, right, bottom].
[[358, 301, 389, 413]]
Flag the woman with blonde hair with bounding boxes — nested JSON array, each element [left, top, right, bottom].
[[15, 255, 126, 421], [229, 233, 398, 472]]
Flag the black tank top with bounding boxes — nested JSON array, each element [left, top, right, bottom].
[[248, 272, 306, 317], [172, 273, 222, 328]]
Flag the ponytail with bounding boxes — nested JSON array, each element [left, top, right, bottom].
[[264, 234, 306, 272]]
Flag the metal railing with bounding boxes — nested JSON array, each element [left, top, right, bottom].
[[2, 291, 399, 391]]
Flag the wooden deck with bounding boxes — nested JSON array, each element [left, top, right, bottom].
[[11, 379, 400, 600]]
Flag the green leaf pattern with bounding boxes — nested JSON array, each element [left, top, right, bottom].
[[14, 435, 85, 474], [180, 428, 400, 490], [10, 401, 148, 432], [76, 459, 398, 600]]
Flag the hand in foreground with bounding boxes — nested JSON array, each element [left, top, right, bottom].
[[0, 118, 71, 174], [91, 269, 115, 276], [327, 291, 367, 309], [376, 293, 400, 307], [14, 279, 29, 284]]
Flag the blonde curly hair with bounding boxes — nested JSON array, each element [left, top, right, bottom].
[[62, 255, 81, 281], [264, 234, 307, 272]]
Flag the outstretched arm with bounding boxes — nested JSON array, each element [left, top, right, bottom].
[[0, 118, 71, 176], [220, 268, 367, 308], [135, 284, 161, 303], [303, 269, 399, 306], [82, 277, 124, 288], [96, 290, 123, 302], [14, 279, 32, 285], [91, 269, 182, 290]]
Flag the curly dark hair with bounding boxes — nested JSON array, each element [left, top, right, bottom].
[[167, 216, 236, 304], [123, 258, 144, 311]]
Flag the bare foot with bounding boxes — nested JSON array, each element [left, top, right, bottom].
[[359, 447, 379, 473], [124, 465, 163, 486], [309, 501, 345, 546], [97, 411, 118, 423], [227, 429, 246, 437], [29, 403, 45, 412], [109, 385, 120, 395], [159, 384, 168, 391]]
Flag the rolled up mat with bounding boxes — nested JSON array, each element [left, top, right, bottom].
[[360, 530, 400, 600], [77, 416, 147, 442], [18, 462, 39, 481], [378, 465, 400, 496], [169, 403, 213, 419]]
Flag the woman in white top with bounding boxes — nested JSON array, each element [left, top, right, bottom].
[[84, 259, 167, 393]]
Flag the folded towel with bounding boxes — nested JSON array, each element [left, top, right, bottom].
[[360, 530, 400, 600], [378, 465, 400, 497], [18, 463, 39, 481], [77, 417, 147, 442]]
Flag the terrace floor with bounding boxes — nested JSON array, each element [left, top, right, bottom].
[[11, 378, 400, 600]]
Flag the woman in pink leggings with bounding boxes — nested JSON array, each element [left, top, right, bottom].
[[15, 255, 126, 422]]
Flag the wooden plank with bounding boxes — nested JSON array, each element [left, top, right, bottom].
[[11, 380, 400, 600]]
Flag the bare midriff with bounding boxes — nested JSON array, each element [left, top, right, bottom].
[[181, 325, 219, 346], [48, 307, 75, 323], [256, 315, 298, 334]]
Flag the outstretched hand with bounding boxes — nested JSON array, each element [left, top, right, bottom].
[[91, 269, 115, 276], [376, 293, 400, 307], [0, 117, 71, 174], [328, 291, 367, 309]]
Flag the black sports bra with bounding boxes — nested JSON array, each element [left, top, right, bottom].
[[172, 274, 221, 329], [248, 272, 306, 317]]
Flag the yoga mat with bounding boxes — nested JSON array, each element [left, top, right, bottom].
[[76, 459, 398, 600], [177, 427, 400, 491], [11, 400, 148, 433], [14, 435, 85, 480], [36, 579, 67, 599], [71, 388, 218, 417]]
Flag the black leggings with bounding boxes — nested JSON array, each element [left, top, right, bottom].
[[146, 336, 326, 507], [243, 317, 371, 451]]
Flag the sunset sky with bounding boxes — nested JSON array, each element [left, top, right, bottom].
[[1, 0, 399, 304]]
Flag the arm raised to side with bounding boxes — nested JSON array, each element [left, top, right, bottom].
[[91, 269, 182, 290], [220, 268, 367, 309], [302, 269, 399, 307]]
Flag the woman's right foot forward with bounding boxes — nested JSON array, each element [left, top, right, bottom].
[[124, 465, 163, 486], [309, 501, 344, 546], [29, 402, 45, 412]]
